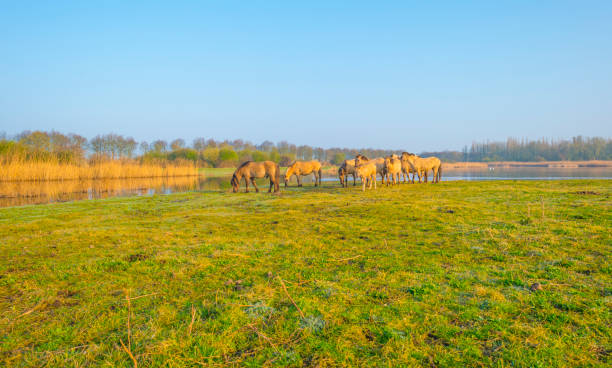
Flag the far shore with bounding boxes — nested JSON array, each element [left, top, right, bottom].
[[201, 161, 612, 176], [443, 160, 612, 170]]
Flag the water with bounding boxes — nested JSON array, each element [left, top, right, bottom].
[[0, 167, 610, 207], [442, 167, 612, 181]]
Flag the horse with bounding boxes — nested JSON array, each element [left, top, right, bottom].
[[384, 154, 402, 185], [401, 153, 442, 183], [284, 160, 322, 187], [231, 161, 280, 193], [338, 159, 357, 187], [355, 161, 377, 191], [399, 153, 417, 183], [354, 154, 386, 185]]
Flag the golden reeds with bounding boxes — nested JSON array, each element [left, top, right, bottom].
[[0, 160, 198, 182]]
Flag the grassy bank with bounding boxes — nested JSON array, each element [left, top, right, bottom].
[[1, 181, 610, 366]]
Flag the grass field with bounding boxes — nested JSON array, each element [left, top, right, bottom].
[[1, 180, 610, 367]]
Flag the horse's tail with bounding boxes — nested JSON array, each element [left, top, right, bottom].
[[275, 163, 280, 192]]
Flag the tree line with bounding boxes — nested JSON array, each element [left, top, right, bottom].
[[423, 137, 612, 162], [1, 131, 610, 167]]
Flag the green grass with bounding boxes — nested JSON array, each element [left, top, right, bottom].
[[199, 167, 237, 177], [1, 180, 610, 367]]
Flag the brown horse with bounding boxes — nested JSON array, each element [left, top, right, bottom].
[[338, 159, 357, 187], [384, 154, 402, 185], [355, 161, 377, 191], [284, 160, 322, 187], [231, 161, 280, 193], [400, 152, 417, 183], [354, 154, 386, 184], [401, 153, 442, 183]]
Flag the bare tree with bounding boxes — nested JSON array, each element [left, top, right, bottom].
[[171, 138, 185, 151], [192, 138, 206, 151], [139, 141, 150, 154], [152, 140, 168, 153]]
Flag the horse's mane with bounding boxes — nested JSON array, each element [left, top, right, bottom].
[[357, 154, 369, 161], [236, 160, 252, 169]]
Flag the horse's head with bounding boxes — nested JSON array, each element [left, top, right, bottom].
[[284, 166, 293, 187], [230, 174, 239, 192], [402, 152, 416, 161], [355, 154, 368, 167]]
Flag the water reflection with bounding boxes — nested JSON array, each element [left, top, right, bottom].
[[0, 167, 610, 207], [442, 167, 612, 181], [0, 177, 204, 207]]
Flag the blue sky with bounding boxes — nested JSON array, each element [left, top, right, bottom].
[[1, 1, 611, 151]]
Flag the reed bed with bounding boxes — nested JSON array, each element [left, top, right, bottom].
[[0, 160, 198, 182]]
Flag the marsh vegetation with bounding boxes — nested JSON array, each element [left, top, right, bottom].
[[1, 180, 610, 366]]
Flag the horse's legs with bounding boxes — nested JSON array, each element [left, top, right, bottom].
[[362, 176, 366, 191], [373, 174, 376, 189], [313, 172, 318, 187], [250, 177, 259, 192], [297, 175, 302, 187], [352, 174, 356, 186], [269, 178, 273, 192], [244, 177, 249, 192]]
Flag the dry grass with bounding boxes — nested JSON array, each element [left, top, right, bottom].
[[0, 161, 198, 181]]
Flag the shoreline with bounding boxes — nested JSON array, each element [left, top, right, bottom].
[[443, 160, 612, 169]]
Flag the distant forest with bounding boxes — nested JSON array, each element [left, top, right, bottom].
[[1, 131, 610, 168], [425, 136, 612, 162]]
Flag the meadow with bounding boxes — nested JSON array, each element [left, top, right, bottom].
[[0, 180, 610, 367]]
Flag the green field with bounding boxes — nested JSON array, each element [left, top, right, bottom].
[[1, 181, 610, 367]]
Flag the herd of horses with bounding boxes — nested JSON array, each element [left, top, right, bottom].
[[230, 153, 442, 193]]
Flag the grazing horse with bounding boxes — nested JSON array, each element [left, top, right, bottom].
[[284, 160, 322, 187], [401, 153, 442, 183], [338, 159, 357, 187], [355, 161, 377, 191], [231, 161, 280, 193], [354, 154, 386, 185], [384, 154, 402, 185]]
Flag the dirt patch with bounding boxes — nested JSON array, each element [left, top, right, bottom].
[[426, 332, 451, 346], [125, 253, 150, 262]]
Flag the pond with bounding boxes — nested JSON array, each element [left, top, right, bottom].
[[0, 167, 610, 207]]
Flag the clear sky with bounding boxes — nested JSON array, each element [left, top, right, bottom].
[[1, 1, 611, 151]]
